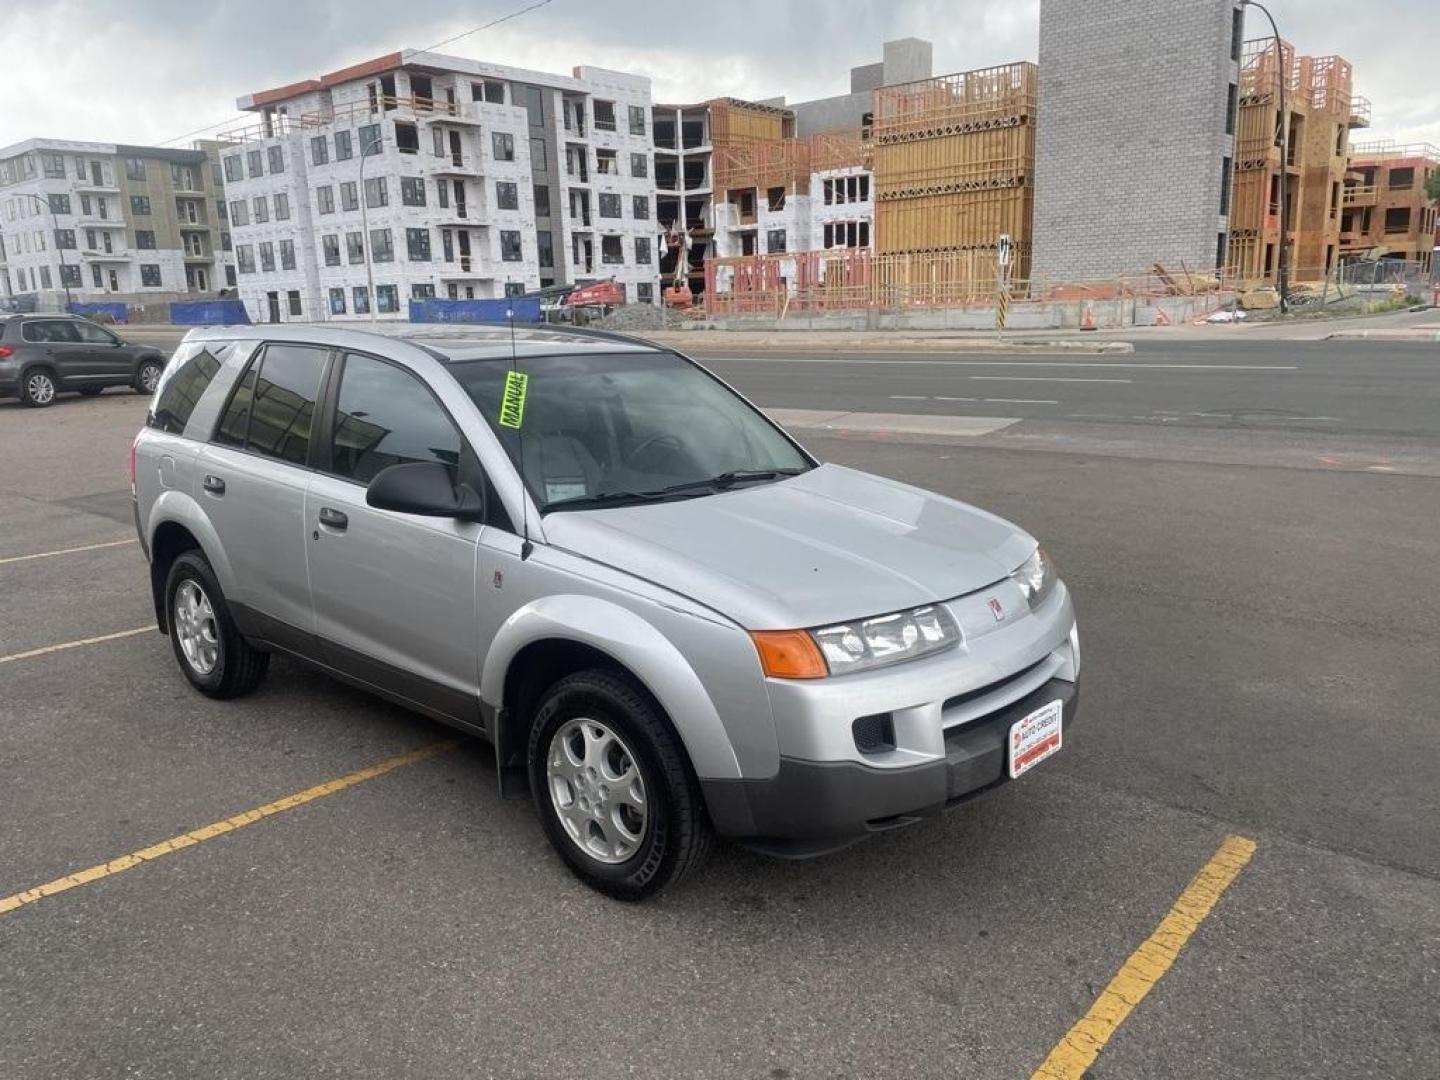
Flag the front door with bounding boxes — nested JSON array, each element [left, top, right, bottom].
[[196, 342, 330, 640], [71, 318, 132, 379], [305, 350, 483, 720]]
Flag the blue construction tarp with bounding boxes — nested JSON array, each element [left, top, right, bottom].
[[409, 298, 542, 324], [67, 301, 129, 323], [169, 300, 251, 325]]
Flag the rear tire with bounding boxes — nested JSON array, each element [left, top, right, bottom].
[[19, 368, 57, 408], [164, 550, 268, 699], [528, 669, 713, 900], [134, 359, 163, 395]]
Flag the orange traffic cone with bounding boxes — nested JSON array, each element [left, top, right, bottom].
[[1153, 306, 1171, 326], [1080, 301, 1097, 331]]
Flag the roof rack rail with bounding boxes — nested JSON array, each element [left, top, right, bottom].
[[523, 322, 667, 350]]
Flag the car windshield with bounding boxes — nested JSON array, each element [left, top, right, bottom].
[[452, 350, 812, 511]]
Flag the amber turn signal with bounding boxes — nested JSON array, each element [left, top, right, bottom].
[[750, 630, 828, 679]]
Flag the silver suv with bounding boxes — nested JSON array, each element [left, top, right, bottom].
[[132, 325, 1079, 899]]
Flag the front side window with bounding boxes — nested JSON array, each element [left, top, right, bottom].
[[215, 343, 327, 466], [329, 353, 463, 484], [453, 351, 811, 510]]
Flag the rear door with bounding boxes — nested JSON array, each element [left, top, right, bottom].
[[194, 342, 331, 644], [21, 319, 88, 384], [305, 350, 483, 720]]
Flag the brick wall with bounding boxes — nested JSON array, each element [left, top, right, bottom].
[[1033, 0, 1242, 282]]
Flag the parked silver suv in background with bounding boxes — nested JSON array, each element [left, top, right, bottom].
[[0, 314, 167, 406], [131, 324, 1079, 899]]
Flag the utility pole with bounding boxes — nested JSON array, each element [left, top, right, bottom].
[[359, 130, 384, 323], [1241, 0, 1289, 313], [23, 192, 74, 311]]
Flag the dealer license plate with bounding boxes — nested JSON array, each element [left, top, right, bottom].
[[1008, 700, 1063, 779]]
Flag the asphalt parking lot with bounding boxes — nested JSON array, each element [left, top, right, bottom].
[[3, 341, 1438, 1079]]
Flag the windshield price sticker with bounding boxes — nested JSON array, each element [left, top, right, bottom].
[[499, 370, 529, 429]]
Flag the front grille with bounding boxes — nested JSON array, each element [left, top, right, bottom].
[[941, 657, 1048, 714]]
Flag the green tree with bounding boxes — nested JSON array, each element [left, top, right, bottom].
[[1428, 168, 1440, 204]]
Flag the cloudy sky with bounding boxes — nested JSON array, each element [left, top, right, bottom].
[[2, 0, 1435, 150]]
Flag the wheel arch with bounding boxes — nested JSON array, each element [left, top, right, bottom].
[[145, 491, 235, 633], [482, 595, 744, 792]]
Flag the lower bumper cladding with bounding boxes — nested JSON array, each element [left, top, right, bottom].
[[702, 677, 1079, 857]]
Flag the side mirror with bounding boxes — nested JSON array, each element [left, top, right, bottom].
[[366, 461, 484, 522]]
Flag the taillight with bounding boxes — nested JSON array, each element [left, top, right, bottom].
[[128, 437, 139, 493], [0, 345, 14, 358]]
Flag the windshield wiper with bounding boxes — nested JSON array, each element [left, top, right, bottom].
[[652, 467, 808, 496], [543, 489, 677, 512]]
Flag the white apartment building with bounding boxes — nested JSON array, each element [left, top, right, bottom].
[[712, 166, 875, 260], [221, 49, 661, 322], [0, 138, 234, 305]]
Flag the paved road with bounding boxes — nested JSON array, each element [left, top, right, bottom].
[[2, 341, 1437, 1079]]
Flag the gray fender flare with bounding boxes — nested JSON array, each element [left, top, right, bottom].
[[481, 594, 743, 781]]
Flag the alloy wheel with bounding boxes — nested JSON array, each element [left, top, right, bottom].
[[26, 372, 55, 405], [546, 717, 649, 864], [173, 578, 220, 675], [140, 363, 162, 393]]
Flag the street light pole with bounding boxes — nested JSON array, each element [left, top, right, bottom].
[[1241, 0, 1290, 313], [359, 131, 383, 323], [23, 192, 74, 311]]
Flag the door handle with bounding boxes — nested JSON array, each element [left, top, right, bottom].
[[318, 507, 348, 531], [202, 474, 225, 496]]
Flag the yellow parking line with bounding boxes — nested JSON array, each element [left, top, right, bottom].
[[0, 626, 153, 665], [0, 537, 137, 565], [1031, 834, 1258, 1080], [0, 741, 457, 918]]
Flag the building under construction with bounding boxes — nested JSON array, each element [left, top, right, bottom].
[[1227, 38, 1370, 284], [1341, 142, 1440, 275], [703, 61, 1037, 314]]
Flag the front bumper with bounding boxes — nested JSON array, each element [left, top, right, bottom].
[[702, 676, 1078, 856]]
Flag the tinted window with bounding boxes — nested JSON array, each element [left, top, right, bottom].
[[73, 321, 118, 344], [22, 320, 80, 343], [214, 344, 327, 466], [149, 344, 225, 435], [330, 354, 462, 484]]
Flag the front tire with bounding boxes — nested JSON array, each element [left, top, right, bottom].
[[20, 368, 57, 407], [164, 550, 268, 698], [134, 359, 163, 395], [528, 670, 712, 900]]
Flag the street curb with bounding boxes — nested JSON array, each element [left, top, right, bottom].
[[1324, 329, 1440, 342], [643, 335, 1135, 355]]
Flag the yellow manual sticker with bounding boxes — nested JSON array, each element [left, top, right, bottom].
[[499, 370, 529, 429]]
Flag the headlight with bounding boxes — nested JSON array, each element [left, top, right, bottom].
[[810, 603, 960, 675], [1010, 546, 1057, 610]]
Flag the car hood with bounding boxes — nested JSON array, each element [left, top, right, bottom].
[[541, 463, 1036, 629]]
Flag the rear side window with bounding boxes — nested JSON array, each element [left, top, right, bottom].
[[148, 343, 227, 435], [22, 320, 80, 343], [213, 343, 328, 466], [329, 353, 462, 484]]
